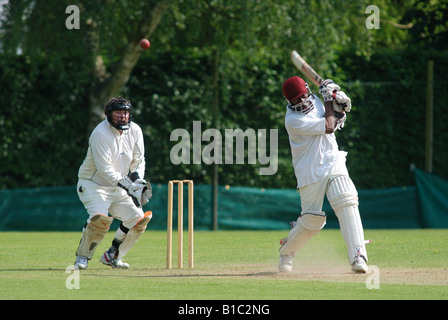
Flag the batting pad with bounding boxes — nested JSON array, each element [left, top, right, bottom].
[[327, 175, 368, 263], [76, 214, 114, 259], [117, 211, 152, 259], [279, 211, 326, 256]]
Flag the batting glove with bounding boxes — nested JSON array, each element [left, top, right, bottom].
[[333, 91, 351, 113], [319, 79, 340, 102]]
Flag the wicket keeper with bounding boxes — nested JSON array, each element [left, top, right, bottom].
[[74, 97, 152, 269]]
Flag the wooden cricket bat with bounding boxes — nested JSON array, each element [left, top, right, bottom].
[[290, 50, 323, 86]]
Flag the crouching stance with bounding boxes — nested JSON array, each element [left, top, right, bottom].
[[279, 77, 368, 273], [74, 97, 153, 269]]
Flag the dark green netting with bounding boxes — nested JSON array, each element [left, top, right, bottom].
[[415, 168, 448, 228], [0, 169, 446, 231]]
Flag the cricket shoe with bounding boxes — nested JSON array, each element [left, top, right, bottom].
[[352, 255, 368, 273], [278, 255, 294, 273], [100, 251, 130, 269], [74, 256, 88, 270]]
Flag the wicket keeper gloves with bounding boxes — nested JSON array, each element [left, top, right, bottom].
[[118, 173, 152, 208], [140, 182, 153, 207]]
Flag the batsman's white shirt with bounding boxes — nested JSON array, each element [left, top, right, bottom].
[[285, 95, 339, 188], [78, 120, 146, 186]]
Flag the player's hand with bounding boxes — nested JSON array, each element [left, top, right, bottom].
[[141, 181, 153, 206], [333, 91, 351, 113], [335, 111, 347, 131], [118, 174, 147, 207], [319, 79, 340, 102]]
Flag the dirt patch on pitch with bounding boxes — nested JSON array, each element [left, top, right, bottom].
[[269, 266, 448, 286], [182, 264, 448, 286], [94, 263, 447, 286]]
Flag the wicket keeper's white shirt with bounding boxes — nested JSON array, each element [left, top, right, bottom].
[[78, 120, 146, 186], [285, 95, 339, 188]]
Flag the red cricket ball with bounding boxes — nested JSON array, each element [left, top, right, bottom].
[[140, 39, 150, 50]]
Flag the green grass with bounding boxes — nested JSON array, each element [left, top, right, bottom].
[[0, 229, 447, 300]]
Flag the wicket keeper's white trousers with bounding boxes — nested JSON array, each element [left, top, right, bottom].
[[77, 179, 145, 229], [299, 151, 349, 212]]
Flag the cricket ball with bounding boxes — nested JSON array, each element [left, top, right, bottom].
[[140, 39, 150, 50]]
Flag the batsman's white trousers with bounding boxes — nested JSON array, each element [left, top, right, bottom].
[[77, 179, 145, 229], [299, 151, 349, 211]]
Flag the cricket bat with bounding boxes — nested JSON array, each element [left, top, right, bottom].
[[290, 50, 323, 87], [291, 50, 351, 115]]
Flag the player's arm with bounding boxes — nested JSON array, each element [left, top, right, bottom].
[[124, 127, 152, 207], [324, 101, 336, 134], [320, 79, 349, 132], [89, 132, 122, 185], [130, 126, 146, 179]]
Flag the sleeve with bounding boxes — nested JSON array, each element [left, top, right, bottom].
[[90, 132, 122, 186], [285, 113, 326, 137], [130, 126, 146, 179]]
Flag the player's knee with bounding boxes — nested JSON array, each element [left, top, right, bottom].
[[76, 214, 113, 259], [116, 212, 152, 259], [122, 210, 146, 230], [89, 214, 114, 229], [327, 175, 358, 211], [279, 211, 326, 256], [297, 211, 327, 235]]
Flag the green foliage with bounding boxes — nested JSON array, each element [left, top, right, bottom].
[[126, 47, 296, 188], [0, 55, 92, 188], [404, 0, 448, 50], [336, 48, 448, 188], [1, 0, 447, 189], [124, 46, 448, 190]]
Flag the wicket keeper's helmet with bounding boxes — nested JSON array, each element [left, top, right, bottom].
[[104, 97, 133, 130]]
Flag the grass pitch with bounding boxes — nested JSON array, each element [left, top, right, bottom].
[[0, 229, 446, 300]]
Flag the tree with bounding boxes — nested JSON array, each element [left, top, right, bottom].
[[84, 1, 171, 123], [403, 0, 448, 50], [1, 0, 171, 130], [2, 0, 439, 190], [0, 0, 172, 188]]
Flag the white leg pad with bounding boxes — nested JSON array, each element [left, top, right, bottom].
[[117, 211, 152, 259], [327, 175, 368, 263], [76, 214, 114, 259], [279, 211, 326, 256]]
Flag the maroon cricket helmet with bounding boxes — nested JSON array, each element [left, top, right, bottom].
[[282, 76, 308, 102]]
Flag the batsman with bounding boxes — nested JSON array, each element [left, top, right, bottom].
[[74, 97, 153, 270], [279, 76, 368, 273]]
